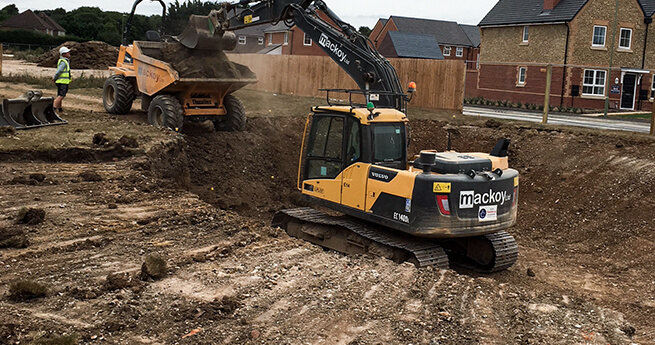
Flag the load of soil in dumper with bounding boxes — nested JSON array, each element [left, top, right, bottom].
[[158, 42, 255, 80]]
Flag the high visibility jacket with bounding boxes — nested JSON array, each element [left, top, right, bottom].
[[55, 58, 71, 84]]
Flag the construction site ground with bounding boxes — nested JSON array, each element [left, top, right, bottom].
[[1, 59, 654, 345]]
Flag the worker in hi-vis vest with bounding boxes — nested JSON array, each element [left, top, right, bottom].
[[52, 46, 71, 114]]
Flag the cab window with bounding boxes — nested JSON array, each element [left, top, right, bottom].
[[306, 116, 344, 179], [372, 123, 405, 169], [346, 119, 361, 165]]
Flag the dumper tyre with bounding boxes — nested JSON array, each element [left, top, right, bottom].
[[103, 75, 134, 114], [214, 95, 246, 132], [148, 95, 184, 131]]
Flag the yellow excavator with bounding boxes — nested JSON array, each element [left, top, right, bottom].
[[181, 0, 519, 272]]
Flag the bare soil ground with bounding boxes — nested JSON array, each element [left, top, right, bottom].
[[1, 70, 654, 344]]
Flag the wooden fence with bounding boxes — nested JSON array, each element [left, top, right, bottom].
[[227, 54, 465, 111]]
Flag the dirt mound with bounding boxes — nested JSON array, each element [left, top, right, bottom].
[[35, 41, 118, 70], [159, 42, 255, 79]]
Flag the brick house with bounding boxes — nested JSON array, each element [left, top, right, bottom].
[[232, 26, 266, 54], [0, 10, 66, 36], [474, 0, 655, 111], [377, 31, 445, 59], [370, 16, 480, 65], [260, 10, 337, 56]]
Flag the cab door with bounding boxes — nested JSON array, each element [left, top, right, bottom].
[[301, 114, 345, 204], [340, 118, 368, 210]]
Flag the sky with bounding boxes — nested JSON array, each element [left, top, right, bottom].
[[3, 0, 498, 27]]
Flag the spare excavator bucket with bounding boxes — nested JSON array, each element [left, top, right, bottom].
[[174, 14, 237, 51], [0, 91, 67, 130]]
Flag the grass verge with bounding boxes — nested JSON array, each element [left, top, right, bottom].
[[0, 73, 104, 89]]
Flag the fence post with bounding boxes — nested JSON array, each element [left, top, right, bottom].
[[651, 104, 655, 136], [542, 64, 552, 124]]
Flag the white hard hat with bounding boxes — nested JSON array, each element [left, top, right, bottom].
[[59, 46, 70, 55]]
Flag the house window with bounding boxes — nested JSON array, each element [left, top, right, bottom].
[[619, 28, 632, 49], [518, 67, 527, 85], [592, 25, 607, 47], [456, 47, 463, 57], [582, 69, 606, 96], [443, 46, 451, 56], [304, 33, 312, 46], [651, 76, 655, 99], [522, 26, 529, 42], [238, 36, 246, 45], [268, 34, 273, 45], [283, 32, 289, 45], [258, 37, 264, 45]]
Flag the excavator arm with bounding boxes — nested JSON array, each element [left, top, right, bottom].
[[179, 0, 408, 111]]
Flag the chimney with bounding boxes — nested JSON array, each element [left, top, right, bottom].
[[543, 0, 561, 10]]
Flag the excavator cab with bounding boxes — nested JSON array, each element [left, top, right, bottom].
[[287, 100, 519, 272]]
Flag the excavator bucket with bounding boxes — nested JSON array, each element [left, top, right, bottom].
[[0, 91, 67, 130], [174, 14, 237, 51]]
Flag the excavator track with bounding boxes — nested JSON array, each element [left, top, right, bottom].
[[272, 208, 519, 272], [272, 208, 449, 269], [483, 230, 519, 272]]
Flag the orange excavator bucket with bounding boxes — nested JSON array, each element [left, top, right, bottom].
[[0, 91, 67, 130]]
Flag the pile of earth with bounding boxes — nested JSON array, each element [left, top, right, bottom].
[[35, 41, 119, 70], [159, 42, 256, 79]]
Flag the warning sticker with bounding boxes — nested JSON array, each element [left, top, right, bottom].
[[478, 205, 498, 222], [433, 182, 452, 193]]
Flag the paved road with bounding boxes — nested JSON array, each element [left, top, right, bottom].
[[463, 106, 652, 134]]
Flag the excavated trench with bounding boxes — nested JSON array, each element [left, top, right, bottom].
[[181, 115, 655, 339], [2, 112, 655, 343]]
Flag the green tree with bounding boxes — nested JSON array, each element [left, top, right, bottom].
[[0, 4, 19, 22], [358, 26, 372, 37], [166, 0, 221, 36], [98, 22, 121, 46]]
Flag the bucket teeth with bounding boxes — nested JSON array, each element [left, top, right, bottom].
[[0, 91, 67, 130]]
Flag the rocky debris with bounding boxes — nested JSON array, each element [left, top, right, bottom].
[[32, 334, 78, 345], [104, 272, 135, 291], [485, 119, 502, 128], [35, 41, 119, 70], [8, 173, 48, 185], [527, 268, 536, 277], [29, 173, 46, 183], [620, 324, 636, 337], [0, 126, 16, 137], [17, 207, 46, 225], [78, 170, 103, 182], [93, 132, 109, 146], [0, 227, 29, 248], [8, 280, 47, 301], [118, 135, 139, 148], [140, 253, 167, 280]]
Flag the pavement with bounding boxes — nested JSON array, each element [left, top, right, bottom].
[[462, 105, 653, 134]]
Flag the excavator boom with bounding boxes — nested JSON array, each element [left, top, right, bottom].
[[178, 0, 407, 111]]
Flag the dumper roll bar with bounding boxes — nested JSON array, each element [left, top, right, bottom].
[[123, 0, 167, 46]]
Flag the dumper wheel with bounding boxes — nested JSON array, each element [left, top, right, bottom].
[[148, 95, 184, 131], [214, 95, 246, 132], [103, 75, 134, 114]]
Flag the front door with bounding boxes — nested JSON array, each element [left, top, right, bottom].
[[621, 74, 637, 110]]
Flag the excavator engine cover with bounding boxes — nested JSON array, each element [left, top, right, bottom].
[[0, 91, 67, 130], [414, 151, 492, 174]]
